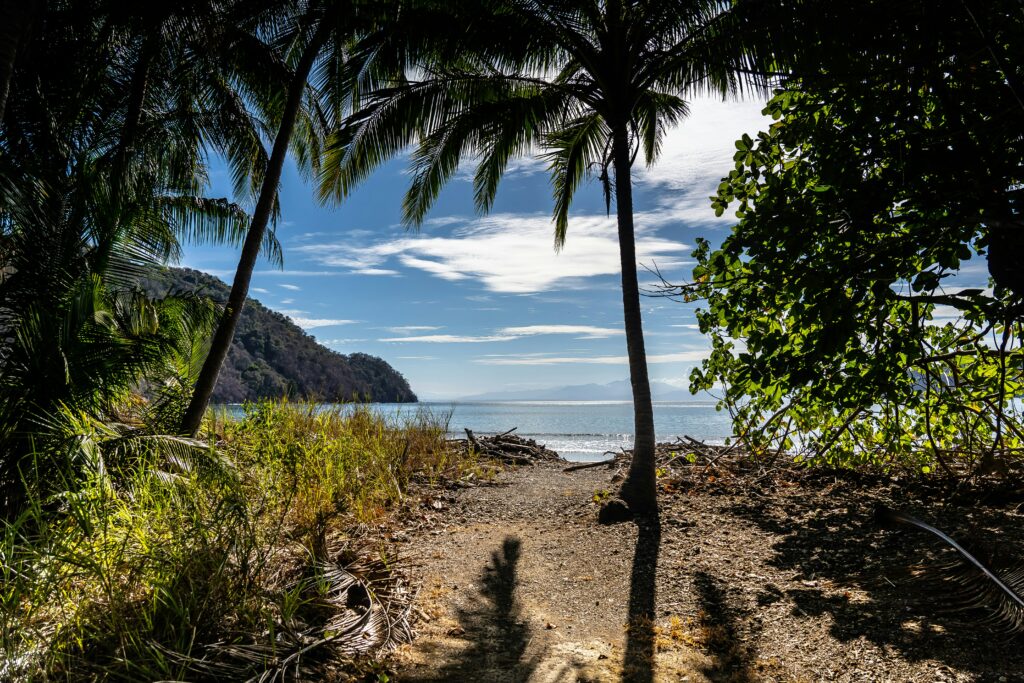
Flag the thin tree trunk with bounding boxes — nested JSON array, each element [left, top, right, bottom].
[[180, 20, 330, 435], [610, 123, 658, 514], [0, 0, 39, 123], [93, 36, 157, 274], [115, 36, 157, 176]]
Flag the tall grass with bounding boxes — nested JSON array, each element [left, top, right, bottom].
[[1, 401, 474, 680]]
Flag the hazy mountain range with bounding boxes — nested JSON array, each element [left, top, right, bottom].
[[457, 379, 710, 402]]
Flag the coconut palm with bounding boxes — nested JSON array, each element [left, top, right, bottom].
[[321, 0, 775, 513], [0, 0, 287, 509], [179, 0, 396, 435]]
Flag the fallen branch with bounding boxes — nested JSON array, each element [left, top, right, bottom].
[[563, 458, 616, 473], [457, 428, 562, 464]]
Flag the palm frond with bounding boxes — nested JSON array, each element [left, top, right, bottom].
[[162, 544, 414, 681], [159, 195, 284, 268], [876, 505, 1024, 634], [543, 112, 609, 248], [472, 84, 571, 215], [634, 90, 689, 167]]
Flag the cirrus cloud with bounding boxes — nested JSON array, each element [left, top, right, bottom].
[[290, 317, 359, 330], [379, 324, 623, 343], [473, 350, 710, 365], [295, 212, 691, 294]]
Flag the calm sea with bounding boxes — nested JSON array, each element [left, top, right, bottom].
[[226, 401, 733, 462]]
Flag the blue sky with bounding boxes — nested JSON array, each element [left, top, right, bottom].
[[181, 98, 778, 399]]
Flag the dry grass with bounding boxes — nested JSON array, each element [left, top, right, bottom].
[[0, 401, 478, 681]]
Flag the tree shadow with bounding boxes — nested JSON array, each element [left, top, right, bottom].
[[413, 536, 539, 682], [693, 571, 758, 682], [622, 512, 661, 683], [726, 492, 1024, 678]]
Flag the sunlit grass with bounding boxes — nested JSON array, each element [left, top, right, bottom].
[[0, 401, 476, 680]]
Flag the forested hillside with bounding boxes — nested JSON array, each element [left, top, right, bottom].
[[143, 268, 417, 403]]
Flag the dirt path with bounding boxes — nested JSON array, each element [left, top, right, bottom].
[[389, 461, 1024, 682]]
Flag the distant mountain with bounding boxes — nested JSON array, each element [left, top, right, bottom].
[[458, 379, 707, 402], [142, 268, 416, 404]]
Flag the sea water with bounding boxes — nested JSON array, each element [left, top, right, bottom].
[[221, 400, 733, 462], [354, 401, 733, 462]]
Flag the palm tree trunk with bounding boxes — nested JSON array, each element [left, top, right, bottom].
[[180, 20, 330, 436], [610, 123, 658, 514], [92, 36, 157, 275]]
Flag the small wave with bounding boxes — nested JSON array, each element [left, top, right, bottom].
[[511, 432, 631, 438], [449, 431, 633, 439]]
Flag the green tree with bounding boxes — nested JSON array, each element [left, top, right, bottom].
[[0, 0, 282, 509], [683, 0, 1024, 475], [323, 0, 776, 513]]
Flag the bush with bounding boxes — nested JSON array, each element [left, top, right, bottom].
[[0, 401, 474, 680]]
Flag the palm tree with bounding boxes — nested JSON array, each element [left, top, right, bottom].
[[322, 0, 774, 513], [0, 0, 284, 509], [180, 0, 388, 435]]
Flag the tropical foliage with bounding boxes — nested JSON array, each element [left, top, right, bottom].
[[682, 0, 1024, 475], [0, 0, 284, 510], [0, 402, 468, 680], [0, 5, 468, 675]]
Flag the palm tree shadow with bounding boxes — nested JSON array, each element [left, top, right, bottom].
[[420, 536, 539, 682], [622, 512, 661, 683]]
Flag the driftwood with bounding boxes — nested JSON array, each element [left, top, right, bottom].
[[563, 458, 617, 472], [454, 428, 563, 465], [602, 435, 746, 481]]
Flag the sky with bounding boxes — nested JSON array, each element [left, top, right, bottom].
[[182, 97, 777, 400]]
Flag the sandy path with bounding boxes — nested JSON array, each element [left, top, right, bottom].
[[388, 461, 1024, 682], [392, 463, 739, 682]]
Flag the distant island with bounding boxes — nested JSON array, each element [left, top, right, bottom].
[[143, 268, 417, 404], [457, 379, 711, 402]]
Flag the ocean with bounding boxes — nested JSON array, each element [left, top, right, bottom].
[[261, 401, 735, 462]]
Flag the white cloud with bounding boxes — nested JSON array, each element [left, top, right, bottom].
[[254, 270, 342, 276], [290, 317, 358, 330], [386, 325, 443, 333], [352, 268, 401, 276], [455, 154, 548, 181], [380, 324, 623, 343], [280, 284, 301, 291], [297, 212, 690, 294], [253, 288, 269, 294], [281, 298, 295, 304], [474, 350, 710, 365], [423, 216, 467, 228], [499, 325, 622, 339], [397, 355, 439, 360], [380, 333, 520, 343], [637, 97, 771, 192]]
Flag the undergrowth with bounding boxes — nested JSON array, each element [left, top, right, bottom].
[[0, 401, 476, 681]]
